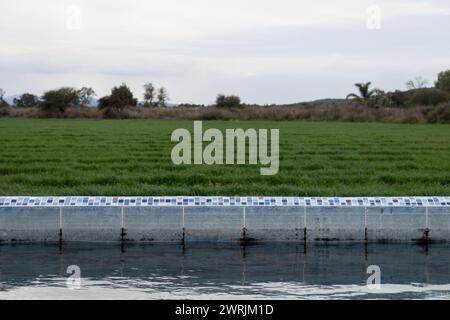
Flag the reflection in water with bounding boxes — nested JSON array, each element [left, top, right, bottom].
[[0, 243, 449, 299]]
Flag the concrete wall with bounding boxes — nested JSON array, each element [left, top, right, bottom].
[[0, 207, 60, 242], [0, 206, 448, 244]]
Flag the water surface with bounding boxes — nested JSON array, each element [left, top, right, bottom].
[[0, 243, 449, 299]]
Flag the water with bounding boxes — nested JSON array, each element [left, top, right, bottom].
[[0, 243, 449, 299]]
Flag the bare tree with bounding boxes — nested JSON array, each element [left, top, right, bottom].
[[406, 76, 428, 90], [77, 87, 96, 107], [156, 87, 169, 107], [143, 83, 156, 106]]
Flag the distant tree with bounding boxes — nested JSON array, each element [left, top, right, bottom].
[[156, 87, 169, 107], [388, 90, 408, 107], [216, 94, 241, 108], [143, 83, 156, 107], [346, 82, 377, 106], [216, 94, 227, 107], [406, 76, 428, 90], [0, 88, 8, 107], [13, 93, 40, 108], [369, 89, 391, 108], [77, 87, 96, 107], [98, 83, 137, 111], [41, 87, 80, 113], [97, 96, 109, 110], [435, 69, 450, 93], [408, 88, 450, 106]]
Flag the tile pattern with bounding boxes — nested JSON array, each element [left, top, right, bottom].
[[0, 197, 449, 207]]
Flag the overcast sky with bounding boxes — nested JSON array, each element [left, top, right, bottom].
[[1, 0, 450, 104]]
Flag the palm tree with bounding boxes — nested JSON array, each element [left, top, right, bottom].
[[346, 82, 377, 104]]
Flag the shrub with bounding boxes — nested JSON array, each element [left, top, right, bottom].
[[388, 90, 408, 107], [216, 94, 241, 108], [0, 100, 8, 108], [435, 69, 450, 93], [0, 107, 8, 117], [422, 103, 450, 123], [98, 83, 138, 117], [40, 87, 80, 114], [13, 93, 40, 108], [408, 88, 450, 106]]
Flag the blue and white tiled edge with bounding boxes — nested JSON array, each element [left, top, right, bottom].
[[0, 196, 449, 207]]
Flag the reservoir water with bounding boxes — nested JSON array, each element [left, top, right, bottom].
[[0, 243, 449, 299]]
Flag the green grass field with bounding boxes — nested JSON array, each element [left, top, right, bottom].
[[0, 119, 449, 196]]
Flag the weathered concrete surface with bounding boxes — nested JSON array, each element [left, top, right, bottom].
[[306, 207, 365, 242], [428, 208, 450, 241], [0, 207, 60, 242], [367, 207, 427, 242], [61, 207, 121, 242], [184, 207, 243, 243], [123, 207, 182, 242], [0, 206, 448, 244], [245, 207, 305, 242]]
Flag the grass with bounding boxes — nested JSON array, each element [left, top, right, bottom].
[[0, 119, 449, 196]]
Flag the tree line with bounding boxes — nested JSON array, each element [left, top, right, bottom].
[[346, 69, 450, 108], [1, 69, 450, 114], [0, 82, 243, 114], [0, 83, 170, 112]]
